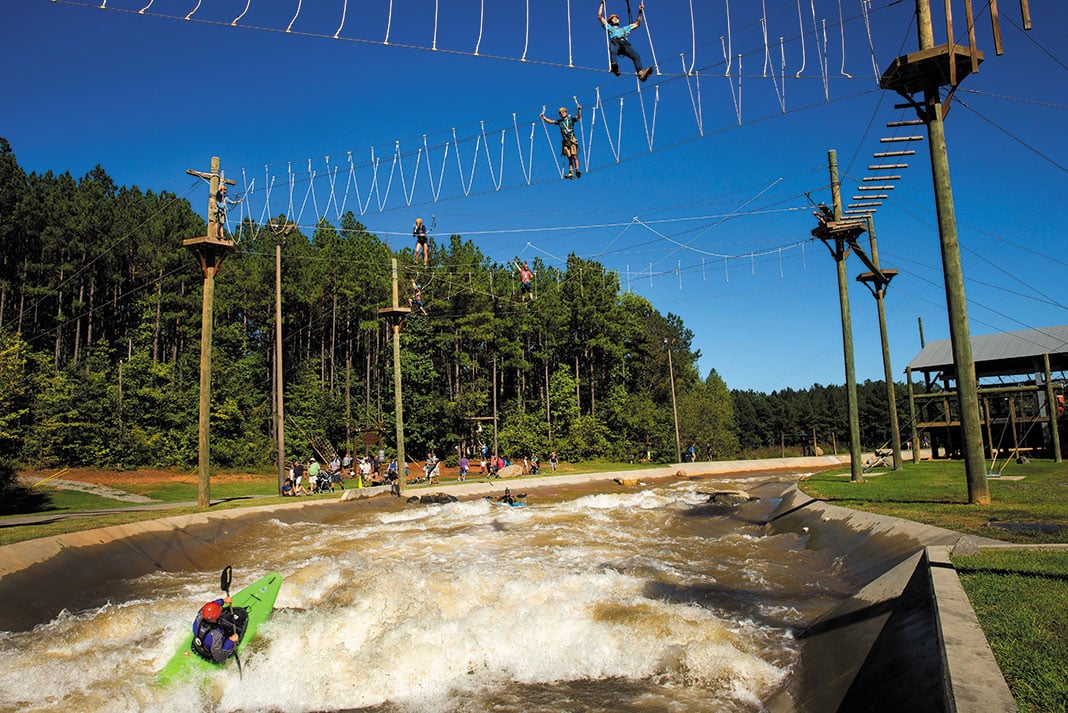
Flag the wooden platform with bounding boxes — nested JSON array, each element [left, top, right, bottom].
[[879, 44, 984, 94]]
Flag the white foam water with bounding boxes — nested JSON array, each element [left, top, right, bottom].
[[0, 478, 852, 712]]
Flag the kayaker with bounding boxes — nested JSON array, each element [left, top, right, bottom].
[[191, 598, 246, 663], [499, 488, 516, 505]]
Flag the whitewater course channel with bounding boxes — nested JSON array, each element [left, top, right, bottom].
[[0, 458, 1016, 713]]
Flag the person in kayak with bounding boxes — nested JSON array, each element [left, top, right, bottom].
[[191, 598, 248, 663]]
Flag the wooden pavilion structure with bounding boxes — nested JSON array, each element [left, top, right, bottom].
[[905, 325, 1066, 462]]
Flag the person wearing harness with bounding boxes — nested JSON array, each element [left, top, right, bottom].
[[191, 597, 248, 663], [540, 104, 583, 179], [598, 1, 653, 81], [413, 217, 429, 267]]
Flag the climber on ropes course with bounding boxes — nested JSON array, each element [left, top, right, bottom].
[[540, 102, 583, 180], [413, 217, 429, 267], [408, 279, 427, 315], [597, 0, 653, 82]]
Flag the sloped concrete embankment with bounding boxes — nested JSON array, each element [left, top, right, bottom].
[[755, 484, 1017, 713], [0, 458, 1018, 712]]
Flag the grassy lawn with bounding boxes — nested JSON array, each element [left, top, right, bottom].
[[798, 459, 1068, 544], [800, 459, 1068, 713], [952, 550, 1068, 713]]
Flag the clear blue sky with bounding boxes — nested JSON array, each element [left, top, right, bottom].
[[2, 0, 1065, 393]]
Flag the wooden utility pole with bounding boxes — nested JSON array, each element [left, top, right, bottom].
[[378, 258, 411, 495], [665, 338, 682, 463], [183, 156, 237, 508], [812, 150, 863, 482], [269, 218, 294, 494], [857, 216, 903, 470], [879, 0, 990, 503]]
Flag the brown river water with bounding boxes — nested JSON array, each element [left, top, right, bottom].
[[0, 473, 856, 712]]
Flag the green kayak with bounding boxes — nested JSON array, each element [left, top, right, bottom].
[[158, 571, 283, 685]]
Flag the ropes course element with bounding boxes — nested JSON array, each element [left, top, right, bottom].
[[224, 73, 878, 228], [52, 0, 877, 81], [53, 1, 903, 232]]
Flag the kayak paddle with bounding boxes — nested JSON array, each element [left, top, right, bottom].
[[220, 565, 243, 679]]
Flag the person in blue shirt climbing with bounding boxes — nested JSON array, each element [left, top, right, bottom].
[[598, 1, 653, 81]]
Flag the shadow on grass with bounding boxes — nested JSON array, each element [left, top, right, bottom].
[[953, 566, 1068, 582]]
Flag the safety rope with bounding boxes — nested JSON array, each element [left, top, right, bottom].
[[231, 0, 251, 26], [384, 0, 393, 44], [540, 106, 567, 178], [838, 0, 852, 79], [376, 146, 399, 212], [640, 3, 661, 75], [394, 141, 424, 207], [481, 121, 506, 191], [324, 156, 340, 218], [286, 0, 302, 34], [682, 56, 703, 135], [474, 0, 484, 55], [635, 80, 660, 151], [860, 0, 880, 81], [453, 128, 481, 197], [566, 0, 574, 67], [512, 113, 537, 185], [722, 0, 733, 77], [686, 0, 696, 75], [432, 0, 439, 51], [521, 0, 530, 62], [184, 0, 201, 22], [422, 135, 450, 202], [334, 0, 347, 39], [287, 162, 295, 224], [820, 17, 830, 99], [794, 0, 807, 78]]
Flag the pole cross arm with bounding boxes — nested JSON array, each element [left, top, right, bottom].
[[377, 306, 412, 329], [857, 268, 900, 293], [186, 168, 237, 186], [844, 239, 893, 287]]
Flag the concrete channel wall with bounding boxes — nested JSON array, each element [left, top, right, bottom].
[[757, 484, 1017, 713], [0, 458, 1019, 711]]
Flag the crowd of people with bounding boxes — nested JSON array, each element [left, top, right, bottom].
[[280, 447, 562, 496]]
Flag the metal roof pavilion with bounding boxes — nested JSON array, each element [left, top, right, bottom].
[[907, 325, 1068, 378]]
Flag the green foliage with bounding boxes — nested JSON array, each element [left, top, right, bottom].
[[0, 145, 914, 471], [0, 460, 51, 515]]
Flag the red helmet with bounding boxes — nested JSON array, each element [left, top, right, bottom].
[[200, 601, 222, 622]]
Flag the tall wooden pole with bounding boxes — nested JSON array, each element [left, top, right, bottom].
[[865, 216, 904, 470], [378, 258, 409, 496], [907, 367, 922, 464], [666, 339, 682, 463], [828, 150, 864, 482], [1044, 353, 1062, 462], [915, 0, 989, 503], [196, 264, 215, 507], [274, 240, 285, 493], [183, 156, 236, 508]]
